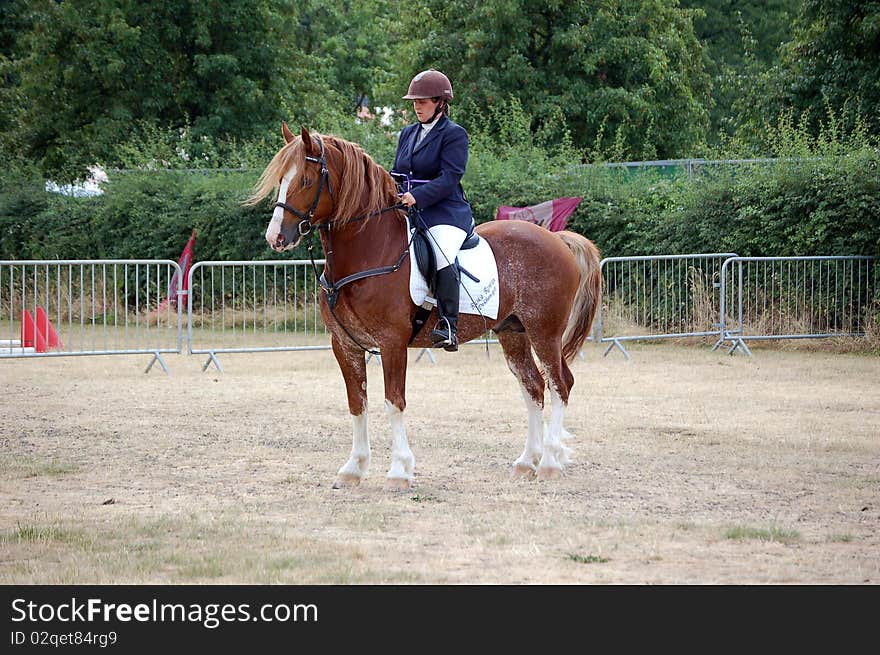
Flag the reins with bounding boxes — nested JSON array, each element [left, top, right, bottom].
[[274, 135, 414, 356], [277, 135, 491, 359], [302, 206, 412, 357], [311, 204, 411, 308]]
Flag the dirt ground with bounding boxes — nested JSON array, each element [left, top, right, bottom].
[[1, 342, 878, 584]]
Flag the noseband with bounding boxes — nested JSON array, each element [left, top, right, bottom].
[[274, 136, 333, 236]]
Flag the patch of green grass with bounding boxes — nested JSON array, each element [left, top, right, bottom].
[[725, 525, 801, 544], [567, 553, 609, 564], [267, 555, 304, 571], [323, 566, 423, 584], [178, 559, 224, 580], [164, 551, 225, 581], [32, 461, 79, 477], [124, 539, 161, 554], [829, 533, 853, 543], [410, 494, 439, 503], [6, 522, 87, 545], [0, 456, 78, 478]]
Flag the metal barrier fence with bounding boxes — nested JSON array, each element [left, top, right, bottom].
[[0, 260, 182, 372], [3, 256, 876, 371], [715, 256, 879, 355], [187, 260, 329, 372], [595, 254, 737, 359], [186, 259, 498, 370]]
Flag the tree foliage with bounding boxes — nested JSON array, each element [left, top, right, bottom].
[[680, 0, 797, 140], [1, 0, 879, 181], [399, 0, 712, 160], [777, 0, 880, 136], [2, 0, 327, 180], [683, 0, 796, 68], [295, 0, 398, 112]]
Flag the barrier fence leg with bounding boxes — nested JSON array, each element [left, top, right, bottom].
[[414, 348, 436, 364], [713, 332, 753, 357], [602, 338, 631, 361], [145, 352, 170, 375], [202, 352, 224, 374], [727, 337, 752, 357]]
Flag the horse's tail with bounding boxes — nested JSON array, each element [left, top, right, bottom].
[[557, 230, 602, 363]]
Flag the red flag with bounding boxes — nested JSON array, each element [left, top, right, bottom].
[[494, 197, 581, 232], [167, 229, 196, 307]]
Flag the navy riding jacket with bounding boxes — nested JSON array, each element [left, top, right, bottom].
[[391, 116, 475, 231]]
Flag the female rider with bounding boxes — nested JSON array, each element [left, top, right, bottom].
[[392, 69, 474, 352]]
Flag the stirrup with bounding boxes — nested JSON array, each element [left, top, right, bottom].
[[431, 332, 458, 352], [430, 318, 458, 351]]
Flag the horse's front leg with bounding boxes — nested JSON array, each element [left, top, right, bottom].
[[380, 344, 414, 491], [330, 336, 371, 489]]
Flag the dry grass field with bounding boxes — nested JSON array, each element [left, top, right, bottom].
[[1, 341, 878, 584]]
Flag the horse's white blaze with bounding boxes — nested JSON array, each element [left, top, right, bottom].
[[265, 166, 296, 248], [385, 400, 414, 480], [514, 384, 544, 470], [337, 410, 371, 478]]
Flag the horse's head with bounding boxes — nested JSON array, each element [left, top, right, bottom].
[[253, 124, 336, 252], [250, 123, 399, 252]]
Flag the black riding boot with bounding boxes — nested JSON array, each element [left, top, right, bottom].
[[430, 266, 460, 352]]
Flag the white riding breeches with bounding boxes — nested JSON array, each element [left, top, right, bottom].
[[427, 224, 467, 271]]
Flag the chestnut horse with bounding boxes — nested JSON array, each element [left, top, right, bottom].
[[250, 124, 601, 490]]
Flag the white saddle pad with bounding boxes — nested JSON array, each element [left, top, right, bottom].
[[407, 219, 500, 319]]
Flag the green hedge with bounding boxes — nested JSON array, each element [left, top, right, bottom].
[[469, 145, 880, 259], [1, 146, 878, 263], [0, 169, 291, 262]]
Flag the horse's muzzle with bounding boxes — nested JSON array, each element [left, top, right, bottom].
[[269, 233, 302, 252]]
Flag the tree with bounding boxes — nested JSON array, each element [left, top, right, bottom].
[[777, 0, 880, 136], [683, 0, 795, 68], [0, 0, 36, 160], [680, 0, 797, 140], [295, 0, 398, 113], [401, 0, 712, 160], [3, 0, 321, 180]]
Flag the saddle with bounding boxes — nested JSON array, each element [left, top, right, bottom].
[[408, 225, 480, 343], [411, 226, 480, 293], [393, 171, 480, 288]]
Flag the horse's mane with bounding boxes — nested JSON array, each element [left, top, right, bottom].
[[248, 132, 398, 227], [247, 137, 304, 207]]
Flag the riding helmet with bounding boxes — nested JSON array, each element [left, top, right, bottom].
[[403, 70, 454, 101]]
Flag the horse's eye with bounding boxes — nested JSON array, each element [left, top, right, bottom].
[[302, 176, 313, 188]]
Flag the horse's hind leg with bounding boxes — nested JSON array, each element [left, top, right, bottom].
[[530, 338, 574, 481], [330, 336, 371, 489], [497, 331, 545, 480]]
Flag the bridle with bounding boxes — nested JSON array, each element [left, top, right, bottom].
[[272, 135, 409, 356], [274, 136, 334, 238]]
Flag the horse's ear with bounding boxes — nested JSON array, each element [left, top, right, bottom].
[[300, 126, 316, 155], [282, 121, 295, 144]]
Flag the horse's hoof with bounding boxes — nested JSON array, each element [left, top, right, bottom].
[[537, 466, 562, 481], [332, 473, 362, 489], [511, 463, 537, 481], [384, 477, 412, 492]]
